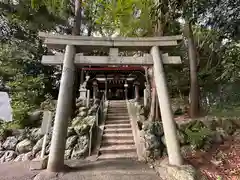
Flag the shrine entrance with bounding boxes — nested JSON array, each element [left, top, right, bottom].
[[82, 67, 146, 100], [39, 32, 184, 172]]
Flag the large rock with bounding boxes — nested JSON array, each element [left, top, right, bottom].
[[221, 119, 237, 135], [31, 128, 43, 142], [142, 121, 164, 137], [210, 132, 223, 144], [32, 136, 50, 155], [233, 130, 240, 141], [88, 104, 98, 115], [65, 136, 78, 150], [64, 149, 72, 160], [73, 116, 96, 136], [14, 152, 34, 162], [71, 135, 89, 159], [154, 158, 207, 180], [145, 133, 161, 150], [67, 127, 76, 137], [79, 107, 88, 112], [0, 150, 17, 163], [78, 111, 87, 117], [16, 139, 34, 154], [2, 136, 18, 150], [0, 151, 5, 158]]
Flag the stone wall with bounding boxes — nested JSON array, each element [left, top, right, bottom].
[[0, 98, 101, 164], [132, 101, 240, 161]]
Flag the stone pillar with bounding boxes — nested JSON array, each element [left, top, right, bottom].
[[93, 80, 98, 100], [144, 89, 148, 107], [47, 45, 76, 172], [86, 89, 90, 108], [134, 81, 140, 101], [105, 79, 108, 100], [151, 46, 183, 166], [124, 82, 128, 100]]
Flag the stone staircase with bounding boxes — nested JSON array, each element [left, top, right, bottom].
[[98, 100, 137, 160]]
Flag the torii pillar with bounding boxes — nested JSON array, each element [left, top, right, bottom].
[[47, 45, 76, 171], [151, 46, 183, 166]]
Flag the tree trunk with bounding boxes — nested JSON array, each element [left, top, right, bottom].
[[184, 20, 200, 118], [71, 0, 82, 117]]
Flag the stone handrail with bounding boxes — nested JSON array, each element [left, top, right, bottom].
[[126, 100, 146, 161], [88, 94, 106, 156]]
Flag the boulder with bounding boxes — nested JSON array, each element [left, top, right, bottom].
[[16, 139, 34, 154], [14, 154, 25, 162], [78, 111, 87, 117], [142, 121, 164, 137], [31, 128, 43, 142], [0, 151, 5, 158], [216, 127, 228, 139], [2, 136, 18, 150], [64, 149, 72, 160], [154, 158, 207, 180], [202, 119, 218, 131], [65, 136, 78, 150], [221, 119, 236, 135], [233, 130, 240, 141], [73, 116, 96, 136], [67, 127, 76, 137], [71, 135, 89, 159], [79, 107, 88, 112], [32, 136, 50, 155], [88, 105, 98, 115], [0, 150, 17, 163], [145, 133, 161, 150], [30, 156, 48, 170], [231, 117, 240, 128], [210, 132, 223, 144], [12, 129, 28, 142]]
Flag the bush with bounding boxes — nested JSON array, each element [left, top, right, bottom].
[[183, 120, 212, 149]]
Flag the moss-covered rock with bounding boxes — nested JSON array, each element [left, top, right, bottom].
[[221, 119, 237, 135]]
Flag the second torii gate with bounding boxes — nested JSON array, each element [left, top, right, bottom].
[[39, 32, 183, 172]]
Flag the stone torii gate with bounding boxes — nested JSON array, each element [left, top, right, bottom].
[[39, 32, 183, 172]]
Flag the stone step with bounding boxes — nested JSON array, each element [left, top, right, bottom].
[[104, 124, 131, 129], [100, 144, 136, 154], [105, 120, 130, 125], [98, 152, 137, 160], [107, 114, 128, 116], [107, 115, 129, 118], [107, 110, 128, 113], [101, 139, 135, 146], [104, 128, 133, 134], [107, 118, 129, 121], [102, 133, 134, 140]]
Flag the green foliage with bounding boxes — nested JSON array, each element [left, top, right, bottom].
[[183, 120, 212, 149]]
